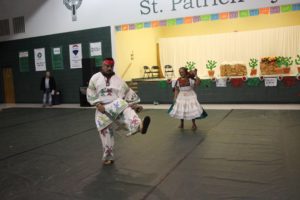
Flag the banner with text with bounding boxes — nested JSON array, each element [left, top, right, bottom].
[[69, 43, 82, 69], [34, 48, 46, 71]]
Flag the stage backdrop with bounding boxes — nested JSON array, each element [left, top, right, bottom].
[[159, 25, 300, 78]]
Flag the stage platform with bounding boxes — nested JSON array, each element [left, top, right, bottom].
[[131, 78, 300, 104], [0, 107, 300, 199]]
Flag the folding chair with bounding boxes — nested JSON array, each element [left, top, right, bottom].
[[143, 66, 152, 78], [151, 66, 160, 78], [164, 65, 174, 78]]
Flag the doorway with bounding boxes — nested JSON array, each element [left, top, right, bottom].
[[2, 67, 15, 103]]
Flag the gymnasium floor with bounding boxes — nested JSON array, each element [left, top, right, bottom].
[[0, 104, 300, 200]]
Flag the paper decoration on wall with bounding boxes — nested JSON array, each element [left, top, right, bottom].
[[260, 57, 279, 75], [69, 43, 82, 69], [206, 60, 217, 77], [220, 64, 247, 76], [159, 81, 167, 88], [19, 51, 29, 72], [246, 78, 261, 87], [264, 77, 277, 87], [89, 42, 103, 67], [249, 58, 258, 76], [199, 79, 213, 88], [51, 47, 64, 70], [260, 56, 294, 75], [282, 77, 297, 87], [230, 78, 244, 87], [34, 48, 46, 71]]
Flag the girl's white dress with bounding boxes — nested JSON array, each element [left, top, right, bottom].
[[169, 78, 207, 120]]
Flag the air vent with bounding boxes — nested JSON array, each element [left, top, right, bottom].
[[0, 19, 10, 36], [13, 16, 25, 34]]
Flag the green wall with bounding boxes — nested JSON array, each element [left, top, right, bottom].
[[0, 27, 111, 103]]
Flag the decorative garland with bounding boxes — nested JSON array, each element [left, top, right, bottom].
[[247, 77, 261, 87], [282, 77, 297, 87], [199, 79, 213, 88], [242, 76, 248, 81], [230, 78, 244, 87], [277, 76, 283, 81], [166, 76, 299, 90], [116, 4, 300, 32], [159, 80, 168, 88]]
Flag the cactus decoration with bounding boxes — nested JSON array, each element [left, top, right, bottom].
[[276, 56, 285, 68], [185, 61, 196, 71], [283, 57, 293, 68], [295, 54, 300, 65], [249, 58, 258, 69], [206, 60, 217, 71]]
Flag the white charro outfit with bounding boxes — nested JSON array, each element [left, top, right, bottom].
[[87, 72, 142, 161], [169, 78, 207, 120]]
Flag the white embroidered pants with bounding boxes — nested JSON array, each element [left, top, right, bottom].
[[98, 107, 141, 161]]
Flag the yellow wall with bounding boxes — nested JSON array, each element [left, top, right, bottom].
[[115, 28, 161, 81], [116, 11, 300, 81]]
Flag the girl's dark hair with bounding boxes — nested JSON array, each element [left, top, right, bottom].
[[179, 67, 197, 79], [179, 67, 188, 73]]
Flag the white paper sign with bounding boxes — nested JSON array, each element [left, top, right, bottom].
[[34, 48, 46, 71], [216, 78, 227, 87], [53, 47, 61, 55], [69, 43, 82, 69], [264, 78, 277, 87], [19, 51, 29, 58], [90, 42, 102, 57]]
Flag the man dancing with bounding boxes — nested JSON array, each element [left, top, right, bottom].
[[87, 57, 150, 165]]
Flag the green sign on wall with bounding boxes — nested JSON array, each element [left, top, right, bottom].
[[51, 47, 64, 70], [19, 51, 29, 72]]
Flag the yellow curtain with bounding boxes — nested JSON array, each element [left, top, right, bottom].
[[159, 26, 300, 78]]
